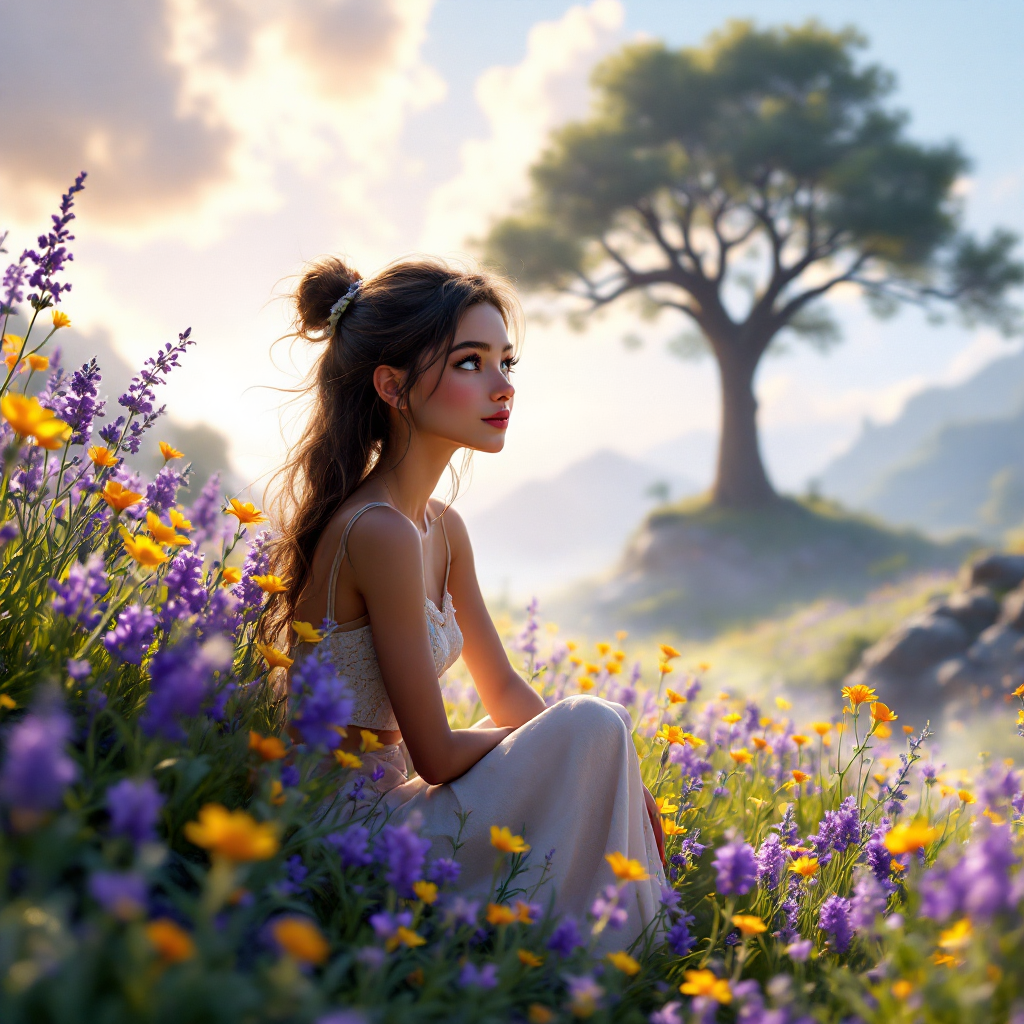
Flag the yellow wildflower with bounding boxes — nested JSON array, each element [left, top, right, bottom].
[[790, 734, 809, 748], [842, 684, 877, 707], [413, 880, 438, 904], [655, 797, 678, 815], [938, 918, 973, 951], [585, 662, 601, 675], [248, 732, 286, 761], [607, 950, 640, 975], [292, 620, 322, 643], [334, 750, 362, 770], [518, 948, 544, 968], [256, 643, 293, 669], [486, 903, 517, 926], [775, 696, 792, 710], [605, 661, 622, 675], [983, 808, 1006, 825], [730, 748, 753, 764], [1, 393, 68, 442], [611, 649, 626, 662], [144, 511, 190, 547], [722, 712, 742, 724], [145, 918, 195, 963], [606, 852, 649, 882], [958, 789, 975, 804], [596, 642, 611, 656], [490, 825, 530, 854], [224, 499, 268, 526], [884, 821, 939, 854], [120, 528, 170, 569], [360, 729, 384, 752], [184, 804, 279, 862], [731, 914, 767, 937], [102, 480, 143, 512], [659, 643, 681, 660], [515, 900, 536, 924], [752, 736, 772, 753], [32, 416, 72, 449], [527, 1005, 554, 1024], [221, 567, 242, 586], [0, 695, 16, 710], [656, 724, 703, 746], [680, 969, 731, 1003], [871, 702, 898, 723], [811, 722, 832, 736], [578, 676, 595, 691], [88, 445, 118, 467], [662, 819, 686, 836], [891, 980, 914, 1000], [665, 688, 687, 703], [252, 573, 288, 593], [169, 508, 193, 531], [27, 354, 49, 372], [789, 856, 819, 878], [658, 661, 672, 675], [386, 927, 425, 952], [159, 441, 184, 461], [52, 310, 71, 329], [272, 916, 329, 965], [791, 770, 811, 784]]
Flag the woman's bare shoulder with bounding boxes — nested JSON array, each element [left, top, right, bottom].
[[431, 501, 472, 554], [341, 501, 422, 572]]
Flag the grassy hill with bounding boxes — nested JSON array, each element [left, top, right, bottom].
[[554, 494, 977, 637]]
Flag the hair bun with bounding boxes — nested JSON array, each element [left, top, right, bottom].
[[294, 256, 362, 339]]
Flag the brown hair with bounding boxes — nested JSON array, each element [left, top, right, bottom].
[[260, 254, 521, 646]]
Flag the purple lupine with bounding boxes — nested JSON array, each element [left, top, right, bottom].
[[327, 826, 373, 869], [442, 897, 480, 930], [118, 331, 195, 418], [20, 172, 86, 309], [713, 840, 757, 895], [0, 520, 18, 549], [1, 243, 28, 314], [785, 938, 812, 962], [161, 549, 207, 627], [565, 975, 604, 1016], [426, 858, 461, 886], [274, 855, 309, 897], [818, 895, 853, 954], [591, 884, 628, 929], [547, 916, 584, 955], [89, 870, 147, 919], [863, 820, 897, 895], [650, 1002, 684, 1024], [809, 797, 860, 865], [140, 636, 230, 740], [50, 553, 108, 629], [666, 913, 696, 955], [106, 778, 164, 845], [146, 466, 182, 514], [920, 824, 1016, 921], [778, 877, 801, 942], [0, 702, 78, 811], [197, 587, 241, 640], [374, 823, 431, 898], [458, 961, 498, 989], [368, 909, 413, 941], [103, 603, 157, 664], [51, 359, 104, 444], [234, 529, 272, 626], [668, 742, 712, 778], [289, 647, 353, 750], [756, 833, 786, 890], [850, 867, 888, 931], [774, 805, 798, 847], [185, 472, 225, 546]]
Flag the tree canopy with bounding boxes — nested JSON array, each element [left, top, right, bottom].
[[486, 20, 1023, 506]]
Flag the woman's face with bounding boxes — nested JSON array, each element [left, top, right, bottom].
[[404, 302, 516, 454]]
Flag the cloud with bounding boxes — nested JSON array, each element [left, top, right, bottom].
[[0, 0, 441, 240], [419, 0, 625, 254]]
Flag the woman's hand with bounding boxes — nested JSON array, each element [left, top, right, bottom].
[[642, 784, 666, 866]]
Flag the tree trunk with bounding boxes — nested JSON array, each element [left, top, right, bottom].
[[710, 341, 777, 507]]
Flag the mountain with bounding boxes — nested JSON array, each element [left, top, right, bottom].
[[460, 449, 698, 598], [819, 349, 1024, 510]]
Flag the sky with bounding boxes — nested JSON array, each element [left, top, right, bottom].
[[1, 0, 1022, 515]]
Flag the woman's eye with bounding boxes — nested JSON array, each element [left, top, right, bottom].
[[454, 356, 479, 370]]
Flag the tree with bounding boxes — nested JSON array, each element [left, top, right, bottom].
[[485, 21, 1023, 507]]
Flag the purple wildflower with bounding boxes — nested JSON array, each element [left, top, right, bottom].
[[67, 658, 91, 681], [565, 975, 604, 1017], [818, 895, 853, 954], [368, 909, 412, 941], [160, 549, 207, 626], [863, 820, 897, 895], [146, 466, 181, 514], [426, 858, 461, 886], [289, 647, 353, 750], [374, 823, 431, 898], [659, 884, 682, 913], [0, 520, 18, 549], [49, 553, 108, 629], [774, 805, 798, 847], [458, 961, 498, 989], [547, 916, 584, 955], [89, 870, 147, 920], [442, 897, 480, 929], [0, 700, 78, 812], [274, 855, 309, 897], [106, 778, 164, 845], [234, 529, 272, 626], [666, 913, 696, 955], [713, 840, 757, 895], [850, 867, 888, 931], [118, 331, 195, 418], [591, 884, 628, 929], [51, 358, 104, 444], [185, 472, 226, 546], [197, 587, 241, 640], [20, 172, 86, 309], [785, 938, 812, 962], [650, 1002, 684, 1024], [327, 826, 373, 869], [140, 636, 230, 740], [103, 603, 157, 664], [920, 824, 1016, 921], [756, 833, 786, 890], [810, 796, 860, 864]]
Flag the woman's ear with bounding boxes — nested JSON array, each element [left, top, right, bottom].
[[373, 365, 406, 409]]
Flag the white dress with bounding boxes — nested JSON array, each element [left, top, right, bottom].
[[291, 503, 665, 948]]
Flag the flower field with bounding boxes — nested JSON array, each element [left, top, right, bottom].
[[2, 179, 1024, 1024]]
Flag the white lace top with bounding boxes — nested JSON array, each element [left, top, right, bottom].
[[290, 502, 464, 731]]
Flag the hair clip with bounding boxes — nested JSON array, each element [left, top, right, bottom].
[[327, 279, 363, 334]]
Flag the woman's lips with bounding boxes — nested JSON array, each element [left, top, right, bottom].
[[482, 410, 510, 429]]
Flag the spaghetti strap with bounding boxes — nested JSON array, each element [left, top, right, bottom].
[[326, 502, 394, 623], [440, 512, 452, 594]]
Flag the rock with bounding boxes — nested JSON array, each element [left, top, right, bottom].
[[998, 587, 1024, 632], [861, 613, 972, 677], [931, 587, 1000, 638], [968, 553, 1024, 592]]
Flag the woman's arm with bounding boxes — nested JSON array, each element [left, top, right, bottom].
[[347, 507, 512, 785], [442, 508, 547, 729]]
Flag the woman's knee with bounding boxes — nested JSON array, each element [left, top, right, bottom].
[[553, 694, 631, 742]]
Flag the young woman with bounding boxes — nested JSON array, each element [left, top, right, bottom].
[[265, 255, 664, 944]]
